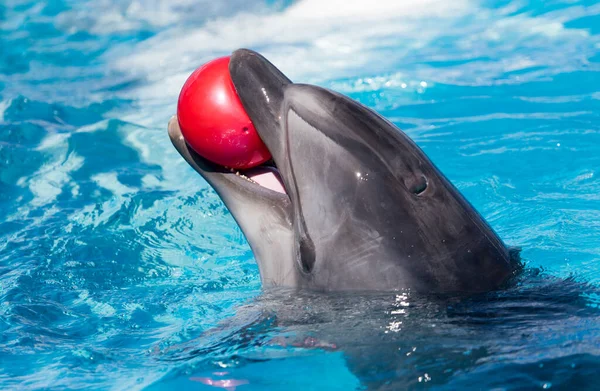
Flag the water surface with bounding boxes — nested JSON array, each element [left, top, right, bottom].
[[1, 0, 600, 389]]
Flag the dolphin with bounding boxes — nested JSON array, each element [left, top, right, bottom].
[[168, 48, 520, 293]]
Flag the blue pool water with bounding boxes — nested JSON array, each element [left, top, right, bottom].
[[2, 0, 600, 389]]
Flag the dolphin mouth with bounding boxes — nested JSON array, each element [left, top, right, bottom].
[[217, 159, 287, 195], [169, 49, 294, 197], [243, 165, 287, 194], [167, 116, 289, 195]]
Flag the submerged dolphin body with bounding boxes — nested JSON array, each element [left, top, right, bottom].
[[168, 49, 519, 293]]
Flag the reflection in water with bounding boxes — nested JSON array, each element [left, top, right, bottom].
[[157, 271, 600, 389], [190, 373, 249, 391]]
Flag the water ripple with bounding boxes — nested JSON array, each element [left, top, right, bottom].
[[3, 0, 600, 390]]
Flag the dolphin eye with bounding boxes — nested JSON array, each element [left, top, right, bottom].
[[409, 175, 428, 196]]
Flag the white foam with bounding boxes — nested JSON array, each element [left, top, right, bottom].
[[36, 132, 71, 151], [0, 99, 9, 123], [28, 151, 84, 208], [57, 0, 267, 35], [111, 0, 591, 118], [114, 0, 472, 86], [92, 172, 136, 196], [289, 0, 467, 20], [108, 0, 474, 133], [15, 132, 84, 210]]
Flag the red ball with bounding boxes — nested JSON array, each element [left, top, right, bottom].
[[177, 56, 271, 169]]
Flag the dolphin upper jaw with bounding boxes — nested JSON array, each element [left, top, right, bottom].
[[167, 116, 290, 212], [228, 49, 291, 169]]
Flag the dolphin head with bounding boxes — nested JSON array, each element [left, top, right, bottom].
[[169, 49, 518, 292]]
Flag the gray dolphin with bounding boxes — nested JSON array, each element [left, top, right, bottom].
[[168, 48, 520, 293]]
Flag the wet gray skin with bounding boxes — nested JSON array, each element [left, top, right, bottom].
[[168, 48, 520, 293]]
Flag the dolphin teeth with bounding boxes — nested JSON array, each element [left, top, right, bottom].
[[239, 172, 258, 184], [235, 168, 259, 185], [225, 166, 260, 185]]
